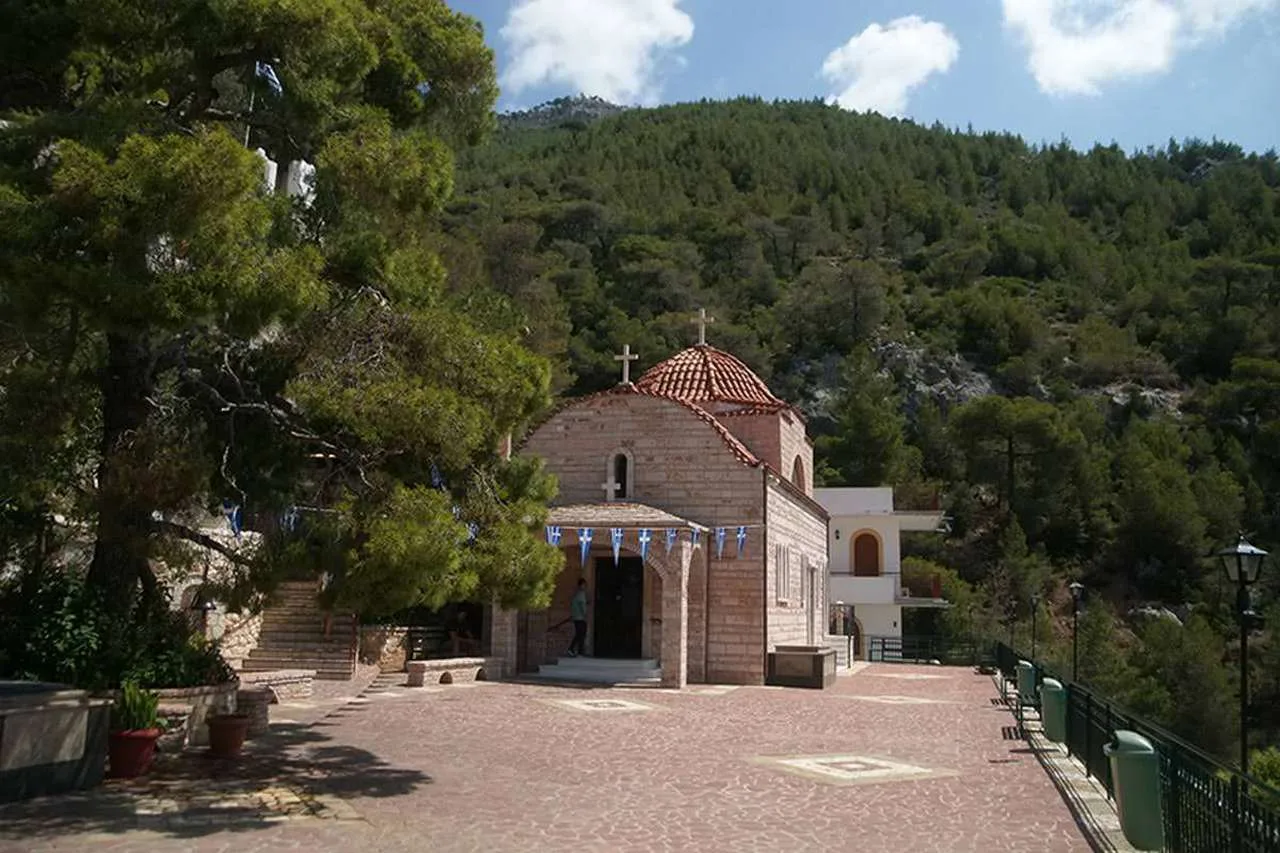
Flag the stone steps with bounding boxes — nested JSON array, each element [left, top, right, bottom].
[[244, 581, 356, 680], [528, 657, 661, 686]]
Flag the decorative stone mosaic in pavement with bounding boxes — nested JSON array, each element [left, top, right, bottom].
[[759, 753, 955, 786], [0, 663, 1101, 853], [550, 697, 657, 713]]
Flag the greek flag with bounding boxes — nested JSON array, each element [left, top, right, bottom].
[[736, 526, 747, 557], [715, 527, 726, 559], [545, 525, 562, 547], [255, 61, 284, 96], [466, 522, 479, 542], [578, 528, 593, 567], [665, 528, 678, 555], [610, 527, 624, 566], [638, 528, 652, 562], [282, 506, 300, 533]]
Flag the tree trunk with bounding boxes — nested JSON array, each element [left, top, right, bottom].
[[86, 333, 158, 620]]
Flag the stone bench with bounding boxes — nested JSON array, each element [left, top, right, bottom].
[[237, 670, 315, 702], [405, 657, 500, 687]]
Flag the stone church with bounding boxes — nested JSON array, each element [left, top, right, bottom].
[[489, 315, 829, 687]]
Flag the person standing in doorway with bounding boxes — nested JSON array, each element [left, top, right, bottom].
[[568, 578, 589, 657]]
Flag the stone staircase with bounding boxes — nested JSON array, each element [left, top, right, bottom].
[[241, 581, 357, 680], [528, 656, 661, 686]]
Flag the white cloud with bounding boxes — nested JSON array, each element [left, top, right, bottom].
[[820, 16, 960, 117], [1002, 0, 1278, 95], [500, 0, 694, 105]]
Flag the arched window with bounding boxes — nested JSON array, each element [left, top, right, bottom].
[[791, 455, 805, 490], [607, 451, 632, 500], [852, 532, 881, 577]]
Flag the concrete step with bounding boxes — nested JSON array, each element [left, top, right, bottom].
[[249, 644, 356, 658], [530, 657, 662, 685]]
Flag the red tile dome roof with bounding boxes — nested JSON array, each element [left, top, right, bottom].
[[635, 345, 786, 409]]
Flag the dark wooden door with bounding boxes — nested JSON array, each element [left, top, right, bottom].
[[593, 556, 644, 658]]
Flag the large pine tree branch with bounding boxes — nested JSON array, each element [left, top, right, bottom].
[[152, 518, 256, 568]]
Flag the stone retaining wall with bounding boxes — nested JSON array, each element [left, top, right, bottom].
[[358, 626, 408, 672]]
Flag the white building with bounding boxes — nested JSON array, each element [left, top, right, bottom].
[[816, 487, 947, 659]]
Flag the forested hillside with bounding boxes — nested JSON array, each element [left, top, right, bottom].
[[437, 97, 1280, 758]]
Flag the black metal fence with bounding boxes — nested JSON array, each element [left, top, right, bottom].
[[996, 641, 1280, 853], [867, 634, 992, 666]]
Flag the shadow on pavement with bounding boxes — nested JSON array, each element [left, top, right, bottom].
[[0, 720, 431, 843]]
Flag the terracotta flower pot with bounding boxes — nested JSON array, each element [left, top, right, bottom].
[[107, 729, 162, 778], [207, 713, 251, 759]]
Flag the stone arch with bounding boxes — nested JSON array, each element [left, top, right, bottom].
[[607, 448, 634, 500], [439, 671, 453, 685], [851, 530, 882, 577], [791, 455, 805, 491]]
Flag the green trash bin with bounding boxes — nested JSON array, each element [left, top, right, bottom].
[[1105, 730, 1164, 851], [1016, 660, 1037, 706], [1039, 678, 1066, 743]]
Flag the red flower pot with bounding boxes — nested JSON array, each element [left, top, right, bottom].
[[107, 729, 162, 778], [207, 713, 251, 759]]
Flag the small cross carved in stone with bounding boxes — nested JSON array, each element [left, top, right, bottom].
[[614, 343, 638, 384], [691, 308, 715, 346]]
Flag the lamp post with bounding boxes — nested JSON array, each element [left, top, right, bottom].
[[1030, 593, 1040, 660], [1216, 535, 1268, 777], [1069, 581, 1084, 682]]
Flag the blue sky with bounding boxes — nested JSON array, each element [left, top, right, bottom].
[[456, 0, 1280, 154]]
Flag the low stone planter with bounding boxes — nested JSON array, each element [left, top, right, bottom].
[[0, 682, 112, 803], [405, 657, 500, 687], [235, 686, 272, 737], [765, 645, 837, 690], [151, 682, 238, 748], [238, 670, 315, 702]]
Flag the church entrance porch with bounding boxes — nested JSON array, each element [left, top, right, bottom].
[[488, 502, 701, 688]]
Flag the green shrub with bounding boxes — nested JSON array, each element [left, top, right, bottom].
[[111, 681, 160, 731], [0, 567, 235, 689]]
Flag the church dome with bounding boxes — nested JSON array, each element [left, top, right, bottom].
[[635, 345, 785, 409]]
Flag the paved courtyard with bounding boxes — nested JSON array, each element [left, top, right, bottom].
[[0, 664, 1097, 853]]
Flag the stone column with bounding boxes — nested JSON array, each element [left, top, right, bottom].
[[489, 602, 519, 678], [660, 540, 692, 688]]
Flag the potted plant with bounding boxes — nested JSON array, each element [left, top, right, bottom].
[[108, 681, 162, 778], [206, 710, 252, 759]]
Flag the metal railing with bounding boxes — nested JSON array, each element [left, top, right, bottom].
[[867, 634, 994, 667], [995, 641, 1280, 853]]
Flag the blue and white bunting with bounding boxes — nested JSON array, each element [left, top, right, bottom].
[[282, 505, 300, 533], [610, 527, 624, 566], [578, 528, 593, 566], [466, 522, 479, 542], [638, 528, 652, 561], [222, 501, 242, 539], [255, 61, 284, 96], [736, 525, 747, 557], [715, 527, 727, 558], [691, 528, 701, 548], [665, 528, 678, 554], [545, 525, 562, 547]]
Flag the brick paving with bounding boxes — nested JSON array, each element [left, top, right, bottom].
[[0, 664, 1096, 853]]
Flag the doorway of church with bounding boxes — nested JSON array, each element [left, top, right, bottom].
[[593, 556, 644, 658]]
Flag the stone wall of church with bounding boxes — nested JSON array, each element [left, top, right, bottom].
[[763, 479, 829, 652], [777, 413, 814, 497], [523, 392, 765, 683]]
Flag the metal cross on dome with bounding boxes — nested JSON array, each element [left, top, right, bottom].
[[614, 343, 638, 384], [691, 307, 715, 346]]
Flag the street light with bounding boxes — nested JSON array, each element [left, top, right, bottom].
[[1030, 593, 1041, 660], [1069, 582, 1085, 682], [1216, 535, 1268, 776]]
